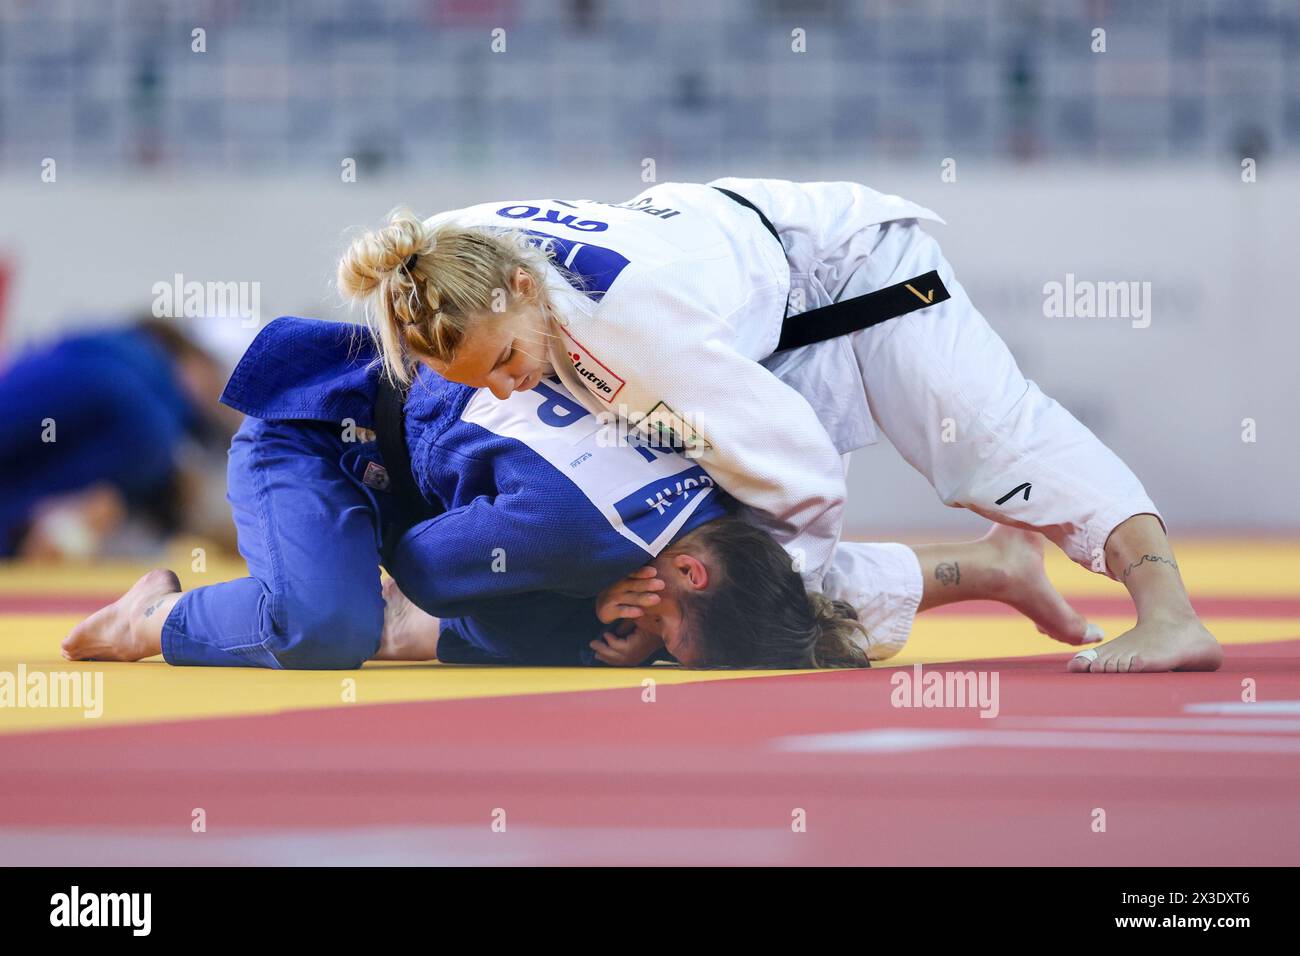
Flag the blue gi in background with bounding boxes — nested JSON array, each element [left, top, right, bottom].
[[0, 326, 202, 555], [162, 317, 728, 669]]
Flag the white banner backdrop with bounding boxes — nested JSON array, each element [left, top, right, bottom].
[[1, 163, 1294, 532]]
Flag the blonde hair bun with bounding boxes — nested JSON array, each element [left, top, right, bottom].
[[337, 208, 430, 300], [337, 207, 562, 386]]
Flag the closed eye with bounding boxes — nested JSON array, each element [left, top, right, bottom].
[[492, 342, 516, 370]]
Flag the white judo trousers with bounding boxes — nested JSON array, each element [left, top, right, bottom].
[[738, 181, 1161, 659]]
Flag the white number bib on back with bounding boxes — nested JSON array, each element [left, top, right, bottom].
[[460, 379, 718, 556]]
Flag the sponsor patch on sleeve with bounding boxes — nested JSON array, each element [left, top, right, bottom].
[[560, 327, 625, 403]]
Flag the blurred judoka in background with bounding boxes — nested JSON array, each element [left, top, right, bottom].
[[0, 313, 243, 560]]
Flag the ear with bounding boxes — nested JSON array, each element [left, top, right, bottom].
[[511, 267, 535, 296], [670, 553, 709, 592]]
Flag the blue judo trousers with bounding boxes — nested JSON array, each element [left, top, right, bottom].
[[161, 317, 728, 669]]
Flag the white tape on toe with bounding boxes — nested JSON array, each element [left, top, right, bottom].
[[1073, 648, 1099, 664], [1084, 623, 1104, 643]]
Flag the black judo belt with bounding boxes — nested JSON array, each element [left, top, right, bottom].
[[374, 375, 444, 560], [711, 185, 951, 353]]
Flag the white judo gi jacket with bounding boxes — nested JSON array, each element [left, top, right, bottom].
[[423, 178, 940, 590]]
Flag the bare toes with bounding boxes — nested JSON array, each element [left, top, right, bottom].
[[1068, 650, 1099, 673]]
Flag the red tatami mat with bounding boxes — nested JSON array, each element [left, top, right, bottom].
[[1, 640, 1297, 865]]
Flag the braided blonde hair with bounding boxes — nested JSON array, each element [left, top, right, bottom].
[[337, 208, 560, 385]]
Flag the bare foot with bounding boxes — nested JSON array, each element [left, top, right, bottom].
[[984, 525, 1102, 647], [62, 569, 180, 662], [1068, 613, 1223, 673], [373, 577, 441, 661]]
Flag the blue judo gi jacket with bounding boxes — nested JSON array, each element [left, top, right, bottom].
[[219, 317, 729, 665]]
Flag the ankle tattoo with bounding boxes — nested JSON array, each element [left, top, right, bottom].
[[1121, 554, 1178, 582], [935, 561, 961, 586]]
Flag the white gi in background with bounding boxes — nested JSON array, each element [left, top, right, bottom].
[[425, 178, 1161, 660]]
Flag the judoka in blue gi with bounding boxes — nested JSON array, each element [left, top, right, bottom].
[[1, 318, 234, 559], [62, 317, 870, 670]]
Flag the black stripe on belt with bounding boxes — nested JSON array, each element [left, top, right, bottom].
[[710, 185, 951, 353], [775, 269, 951, 352]]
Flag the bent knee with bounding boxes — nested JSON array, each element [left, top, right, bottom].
[[271, 585, 384, 670]]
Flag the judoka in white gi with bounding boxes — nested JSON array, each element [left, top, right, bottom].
[[338, 178, 1221, 673]]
